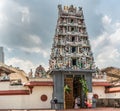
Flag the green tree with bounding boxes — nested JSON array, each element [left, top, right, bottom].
[[79, 78, 88, 96], [64, 84, 71, 94]]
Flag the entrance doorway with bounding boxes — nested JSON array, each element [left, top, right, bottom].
[[73, 76, 82, 99], [64, 75, 82, 109], [73, 76, 82, 108]]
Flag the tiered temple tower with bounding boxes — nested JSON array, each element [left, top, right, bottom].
[[50, 5, 95, 109], [49, 5, 95, 70]]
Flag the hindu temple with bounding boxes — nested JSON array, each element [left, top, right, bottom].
[[49, 5, 96, 109]]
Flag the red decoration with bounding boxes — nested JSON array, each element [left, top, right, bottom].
[[41, 94, 47, 101], [93, 94, 99, 99]]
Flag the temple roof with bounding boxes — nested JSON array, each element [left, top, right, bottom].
[[0, 63, 15, 74], [101, 67, 120, 84], [24, 81, 53, 86], [0, 62, 28, 83], [92, 82, 111, 86]]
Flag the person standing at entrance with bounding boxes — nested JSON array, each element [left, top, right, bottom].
[[53, 97, 58, 109], [92, 96, 97, 108], [74, 96, 80, 109]]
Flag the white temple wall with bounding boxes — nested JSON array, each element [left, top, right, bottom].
[[0, 95, 29, 109], [28, 86, 53, 109], [106, 92, 120, 99], [93, 86, 120, 99], [0, 85, 53, 109], [0, 81, 10, 90], [92, 86, 106, 98]]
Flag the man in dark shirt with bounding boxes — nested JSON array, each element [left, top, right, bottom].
[[54, 97, 58, 109]]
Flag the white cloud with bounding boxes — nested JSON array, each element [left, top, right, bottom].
[[29, 34, 41, 45], [6, 57, 37, 74], [96, 47, 120, 67], [109, 27, 120, 46], [102, 15, 111, 25], [101, 15, 114, 32], [19, 7, 30, 23], [92, 15, 120, 69], [0, 13, 8, 26], [0, 0, 7, 9], [91, 32, 108, 51], [17, 34, 50, 58], [0, 1, 30, 29], [5, 57, 49, 75], [6, 47, 13, 52], [0, 1, 8, 28], [21, 47, 49, 58], [115, 22, 120, 28]]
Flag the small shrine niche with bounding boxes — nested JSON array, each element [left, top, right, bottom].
[[68, 5, 76, 13], [35, 65, 46, 78], [28, 65, 48, 78]]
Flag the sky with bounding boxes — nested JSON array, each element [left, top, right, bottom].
[[0, 0, 120, 74]]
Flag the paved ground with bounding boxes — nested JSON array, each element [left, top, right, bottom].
[[57, 108, 120, 111], [58, 107, 120, 111], [0, 108, 120, 111]]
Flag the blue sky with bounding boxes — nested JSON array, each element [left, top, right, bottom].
[[0, 0, 120, 73]]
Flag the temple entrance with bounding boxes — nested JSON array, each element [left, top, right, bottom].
[[51, 70, 93, 110], [64, 75, 82, 109], [73, 76, 82, 102]]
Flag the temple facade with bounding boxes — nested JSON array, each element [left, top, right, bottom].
[[49, 5, 95, 109], [1, 5, 120, 110]]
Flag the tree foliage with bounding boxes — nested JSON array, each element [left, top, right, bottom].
[[79, 78, 88, 96], [64, 84, 71, 94]]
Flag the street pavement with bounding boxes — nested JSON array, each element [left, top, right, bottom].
[[0, 108, 120, 111]]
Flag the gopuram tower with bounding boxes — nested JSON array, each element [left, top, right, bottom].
[[49, 5, 95, 109]]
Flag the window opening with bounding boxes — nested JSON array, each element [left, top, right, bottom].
[[72, 36, 75, 42], [71, 19, 74, 23], [71, 27, 74, 31], [72, 59, 77, 66], [72, 46, 76, 53]]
